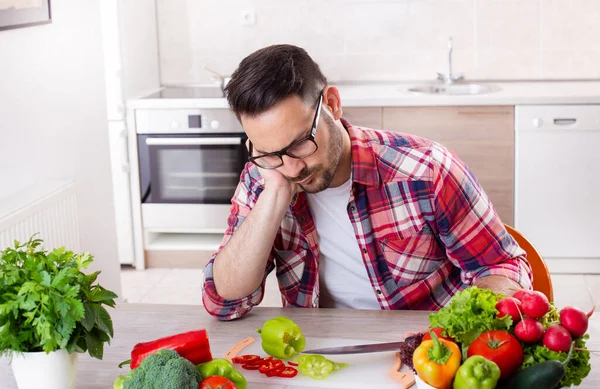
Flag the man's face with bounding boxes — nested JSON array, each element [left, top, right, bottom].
[[241, 94, 343, 193]]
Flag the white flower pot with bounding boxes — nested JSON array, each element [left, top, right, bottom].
[[11, 349, 78, 389]]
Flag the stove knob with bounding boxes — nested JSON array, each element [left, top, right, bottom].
[[210, 120, 220, 130], [171, 121, 180, 130], [532, 118, 542, 128]]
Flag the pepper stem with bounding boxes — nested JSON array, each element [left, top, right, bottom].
[[427, 331, 452, 365]]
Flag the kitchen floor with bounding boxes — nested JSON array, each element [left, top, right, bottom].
[[120, 267, 600, 311]]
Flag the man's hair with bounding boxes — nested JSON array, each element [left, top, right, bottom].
[[224, 44, 327, 119]]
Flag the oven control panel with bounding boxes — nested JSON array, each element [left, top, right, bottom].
[[135, 109, 243, 134]]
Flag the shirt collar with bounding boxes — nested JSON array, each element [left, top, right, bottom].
[[341, 118, 380, 187]]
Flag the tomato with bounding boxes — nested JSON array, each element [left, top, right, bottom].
[[200, 376, 237, 389], [467, 330, 523, 380], [421, 327, 454, 343]]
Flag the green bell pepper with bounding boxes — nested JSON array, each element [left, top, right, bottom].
[[257, 316, 306, 359], [197, 358, 247, 389], [453, 355, 501, 389]]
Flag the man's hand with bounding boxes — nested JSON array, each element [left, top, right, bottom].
[[259, 166, 300, 201]]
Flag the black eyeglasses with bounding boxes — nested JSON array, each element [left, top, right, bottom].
[[248, 91, 323, 169]]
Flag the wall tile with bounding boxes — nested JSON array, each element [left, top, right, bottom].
[[542, 50, 600, 79], [476, 0, 540, 51], [156, 0, 598, 83], [541, 0, 600, 50]]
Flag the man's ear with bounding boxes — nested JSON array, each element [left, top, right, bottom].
[[322, 86, 343, 121]]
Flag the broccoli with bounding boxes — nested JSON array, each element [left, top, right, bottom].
[[114, 349, 202, 389]]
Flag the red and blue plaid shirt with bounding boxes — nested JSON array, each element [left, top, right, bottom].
[[202, 119, 532, 320]]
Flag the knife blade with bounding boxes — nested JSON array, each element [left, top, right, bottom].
[[301, 336, 415, 355]]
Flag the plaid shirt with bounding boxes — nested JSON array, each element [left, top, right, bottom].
[[202, 119, 532, 320]]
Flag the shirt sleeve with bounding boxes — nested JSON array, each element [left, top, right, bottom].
[[202, 164, 276, 321], [428, 143, 533, 290]]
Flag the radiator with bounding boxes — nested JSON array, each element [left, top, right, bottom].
[[0, 180, 80, 252]]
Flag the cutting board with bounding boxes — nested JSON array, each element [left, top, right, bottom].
[[228, 337, 415, 388]]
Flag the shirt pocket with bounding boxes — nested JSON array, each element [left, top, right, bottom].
[[379, 223, 446, 287]]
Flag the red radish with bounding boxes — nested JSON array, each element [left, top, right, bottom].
[[515, 318, 545, 343], [521, 291, 550, 319], [560, 306, 589, 338], [543, 325, 572, 353], [496, 297, 523, 322], [513, 289, 528, 302]]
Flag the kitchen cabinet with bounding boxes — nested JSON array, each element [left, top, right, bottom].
[[382, 106, 515, 225], [343, 107, 383, 129]]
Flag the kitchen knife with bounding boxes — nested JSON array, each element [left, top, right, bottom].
[[301, 336, 416, 355]]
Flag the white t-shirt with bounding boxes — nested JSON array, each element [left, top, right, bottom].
[[306, 178, 380, 309]]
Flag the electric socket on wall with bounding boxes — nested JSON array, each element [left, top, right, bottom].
[[240, 10, 257, 27]]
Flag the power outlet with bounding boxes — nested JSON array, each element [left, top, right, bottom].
[[241, 10, 256, 27]]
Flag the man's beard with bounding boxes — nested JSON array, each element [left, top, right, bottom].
[[285, 116, 343, 194]]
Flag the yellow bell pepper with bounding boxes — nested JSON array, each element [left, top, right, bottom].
[[413, 331, 461, 389]]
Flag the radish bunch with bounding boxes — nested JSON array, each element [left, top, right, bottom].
[[495, 290, 592, 353]]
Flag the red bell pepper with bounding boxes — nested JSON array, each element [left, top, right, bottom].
[[121, 329, 213, 369]]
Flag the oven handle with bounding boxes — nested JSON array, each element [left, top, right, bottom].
[[145, 137, 243, 146]]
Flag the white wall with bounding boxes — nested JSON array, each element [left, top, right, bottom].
[[157, 0, 600, 84], [0, 0, 121, 294]]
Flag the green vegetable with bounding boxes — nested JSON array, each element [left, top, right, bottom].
[[520, 335, 591, 388], [113, 349, 201, 389], [539, 303, 560, 328], [502, 342, 575, 389], [429, 287, 511, 357], [453, 355, 500, 389], [257, 316, 306, 358], [297, 354, 348, 380], [0, 235, 117, 359], [197, 358, 247, 389]]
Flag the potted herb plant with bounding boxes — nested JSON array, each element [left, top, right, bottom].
[[0, 236, 118, 389]]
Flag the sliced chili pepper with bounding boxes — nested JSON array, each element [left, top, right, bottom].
[[258, 359, 285, 374], [288, 361, 298, 366], [232, 354, 261, 364], [241, 364, 260, 370], [278, 366, 298, 378], [266, 366, 285, 377]]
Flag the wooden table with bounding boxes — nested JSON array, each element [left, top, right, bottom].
[[1, 304, 599, 388]]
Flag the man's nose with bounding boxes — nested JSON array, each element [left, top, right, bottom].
[[278, 155, 305, 178]]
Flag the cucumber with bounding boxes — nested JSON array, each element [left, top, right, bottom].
[[499, 342, 574, 389], [498, 360, 565, 389]]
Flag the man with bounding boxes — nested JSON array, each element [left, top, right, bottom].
[[202, 44, 532, 321]]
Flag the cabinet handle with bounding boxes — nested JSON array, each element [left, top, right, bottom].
[[457, 110, 511, 116], [553, 118, 577, 126]]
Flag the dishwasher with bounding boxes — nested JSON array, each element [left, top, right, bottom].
[[515, 105, 600, 274]]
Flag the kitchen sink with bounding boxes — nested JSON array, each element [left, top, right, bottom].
[[407, 83, 501, 95]]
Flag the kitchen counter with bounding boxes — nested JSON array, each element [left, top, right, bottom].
[[128, 80, 600, 110], [1, 304, 599, 388]]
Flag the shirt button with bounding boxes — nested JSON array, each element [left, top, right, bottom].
[[298, 216, 305, 223], [362, 248, 367, 254], [376, 289, 382, 295], [350, 205, 356, 211]]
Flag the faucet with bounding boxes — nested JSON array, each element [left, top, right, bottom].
[[436, 37, 464, 85], [204, 66, 231, 95]]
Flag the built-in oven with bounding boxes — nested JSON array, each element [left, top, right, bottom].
[[136, 108, 247, 233]]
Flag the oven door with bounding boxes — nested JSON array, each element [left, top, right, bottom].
[[138, 133, 247, 204]]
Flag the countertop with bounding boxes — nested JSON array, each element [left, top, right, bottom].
[[127, 80, 600, 110], [1, 304, 599, 388]]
